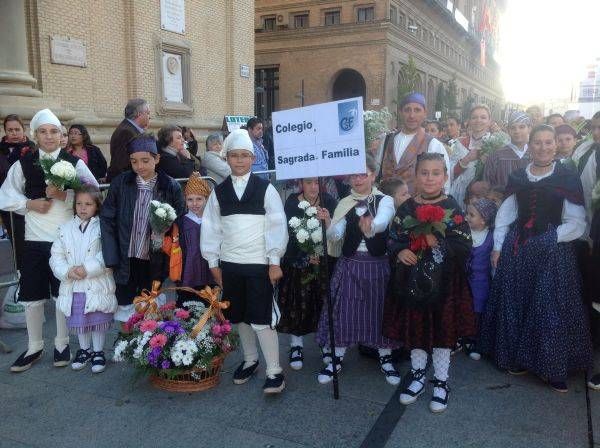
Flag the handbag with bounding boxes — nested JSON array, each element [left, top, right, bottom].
[[396, 246, 447, 308]]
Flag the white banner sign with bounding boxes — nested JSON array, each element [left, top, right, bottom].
[[272, 97, 366, 180]]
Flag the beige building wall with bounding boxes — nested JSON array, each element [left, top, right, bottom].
[[1, 0, 255, 159]]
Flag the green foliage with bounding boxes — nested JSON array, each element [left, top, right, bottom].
[[446, 76, 458, 112], [394, 56, 421, 112]]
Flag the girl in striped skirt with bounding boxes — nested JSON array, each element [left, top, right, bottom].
[[316, 154, 401, 386]]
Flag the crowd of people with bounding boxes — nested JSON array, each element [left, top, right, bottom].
[[0, 91, 599, 414]]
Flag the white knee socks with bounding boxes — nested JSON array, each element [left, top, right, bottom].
[[78, 332, 91, 351], [432, 348, 451, 381], [24, 301, 45, 355], [255, 327, 282, 377], [410, 348, 428, 371], [91, 331, 106, 352], [54, 306, 69, 352], [237, 323, 259, 368], [290, 334, 303, 347]]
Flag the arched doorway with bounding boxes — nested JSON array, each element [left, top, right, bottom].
[[332, 69, 366, 102]]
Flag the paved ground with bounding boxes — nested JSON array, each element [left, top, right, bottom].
[[0, 241, 599, 448]]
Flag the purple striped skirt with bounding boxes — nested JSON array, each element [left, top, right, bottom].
[[316, 252, 400, 349], [67, 292, 113, 334]]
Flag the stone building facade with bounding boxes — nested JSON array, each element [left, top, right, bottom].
[[0, 0, 255, 156], [255, 0, 504, 122]]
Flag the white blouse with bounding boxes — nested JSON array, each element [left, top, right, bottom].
[[0, 148, 98, 242], [200, 177, 288, 267], [493, 163, 586, 251], [327, 195, 395, 252]]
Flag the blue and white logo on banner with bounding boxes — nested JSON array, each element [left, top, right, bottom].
[[338, 100, 358, 135]]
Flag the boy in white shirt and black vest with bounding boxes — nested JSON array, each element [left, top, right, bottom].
[[201, 129, 288, 394], [0, 109, 98, 372]]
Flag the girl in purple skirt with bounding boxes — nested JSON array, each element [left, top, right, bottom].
[[50, 186, 117, 373], [316, 154, 401, 386]]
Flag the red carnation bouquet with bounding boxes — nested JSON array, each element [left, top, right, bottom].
[[402, 204, 462, 256]]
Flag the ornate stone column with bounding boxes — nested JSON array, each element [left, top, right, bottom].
[[0, 0, 41, 98]]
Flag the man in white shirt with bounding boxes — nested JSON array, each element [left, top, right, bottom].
[[201, 129, 288, 394], [379, 92, 450, 194], [0, 108, 98, 372]]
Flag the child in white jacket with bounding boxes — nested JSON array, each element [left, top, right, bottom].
[[50, 186, 117, 373]]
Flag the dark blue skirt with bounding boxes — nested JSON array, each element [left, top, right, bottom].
[[480, 228, 592, 380]]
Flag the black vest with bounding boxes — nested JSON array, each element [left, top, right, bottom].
[[342, 195, 388, 257], [21, 150, 80, 199], [215, 174, 269, 216], [515, 187, 563, 238]]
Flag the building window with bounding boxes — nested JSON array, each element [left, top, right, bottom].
[[324, 10, 340, 26], [263, 16, 276, 31], [398, 12, 405, 28], [390, 5, 397, 24], [255, 67, 279, 119], [293, 13, 309, 29], [357, 6, 374, 23]]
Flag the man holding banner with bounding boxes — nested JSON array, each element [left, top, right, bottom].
[[379, 92, 450, 194]]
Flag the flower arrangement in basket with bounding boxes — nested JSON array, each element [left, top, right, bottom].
[[288, 200, 323, 284], [149, 200, 177, 252], [113, 282, 237, 392], [401, 204, 463, 261], [37, 158, 83, 190]]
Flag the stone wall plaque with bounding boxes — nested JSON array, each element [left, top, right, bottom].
[[162, 52, 184, 103], [50, 36, 87, 67], [161, 0, 185, 34]]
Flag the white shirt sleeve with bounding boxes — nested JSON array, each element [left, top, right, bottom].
[[428, 138, 452, 193], [264, 184, 289, 266], [0, 161, 28, 215], [557, 199, 586, 243], [493, 194, 517, 251], [366, 195, 395, 237], [327, 217, 346, 241], [200, 191, 223, 268]]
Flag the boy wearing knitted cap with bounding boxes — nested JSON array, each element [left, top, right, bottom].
[[463, 197, 497, 361], [201, 129, 289, 394], [167, 172, 215, 306], [483, 111, 531, 191], [0, 108, 98, 372], [100, 133, 185, 325]]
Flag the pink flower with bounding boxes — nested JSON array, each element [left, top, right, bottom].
[[139, 320, 158, 332], [211, 324, 222, 337], [175, 309, 190, 320], [221, 322, 232, 334], [159, 302, 176, 312], [149, 334, 168, 348]]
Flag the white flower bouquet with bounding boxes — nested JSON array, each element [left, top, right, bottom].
[[289, 200, 324, 284], [364, 108, 392, 146], [149, 200, 177, 251], [474, 131, 510, 180], [38, 158, 82, 190]]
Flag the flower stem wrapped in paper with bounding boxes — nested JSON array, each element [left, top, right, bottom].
[[149, 200, 177, 251], [289, 200, 324, 284], [38, 158, 83, 191]]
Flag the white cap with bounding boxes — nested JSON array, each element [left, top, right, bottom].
[[30, 108, 62, 138], [223, 129, 254, 154]]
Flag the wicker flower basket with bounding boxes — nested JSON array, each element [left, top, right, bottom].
[[149, 355, 225, 393]]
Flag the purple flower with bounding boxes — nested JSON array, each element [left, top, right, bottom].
[[147, 346, 162, 367], [161, 360, 171, 369], [159, 320, 185, 335]]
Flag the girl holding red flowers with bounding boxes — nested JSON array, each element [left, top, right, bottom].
[[383, 152, 474, 413]]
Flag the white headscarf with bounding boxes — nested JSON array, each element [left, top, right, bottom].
[[223, 129, 254, 154], [29, 108, 62, 138]]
